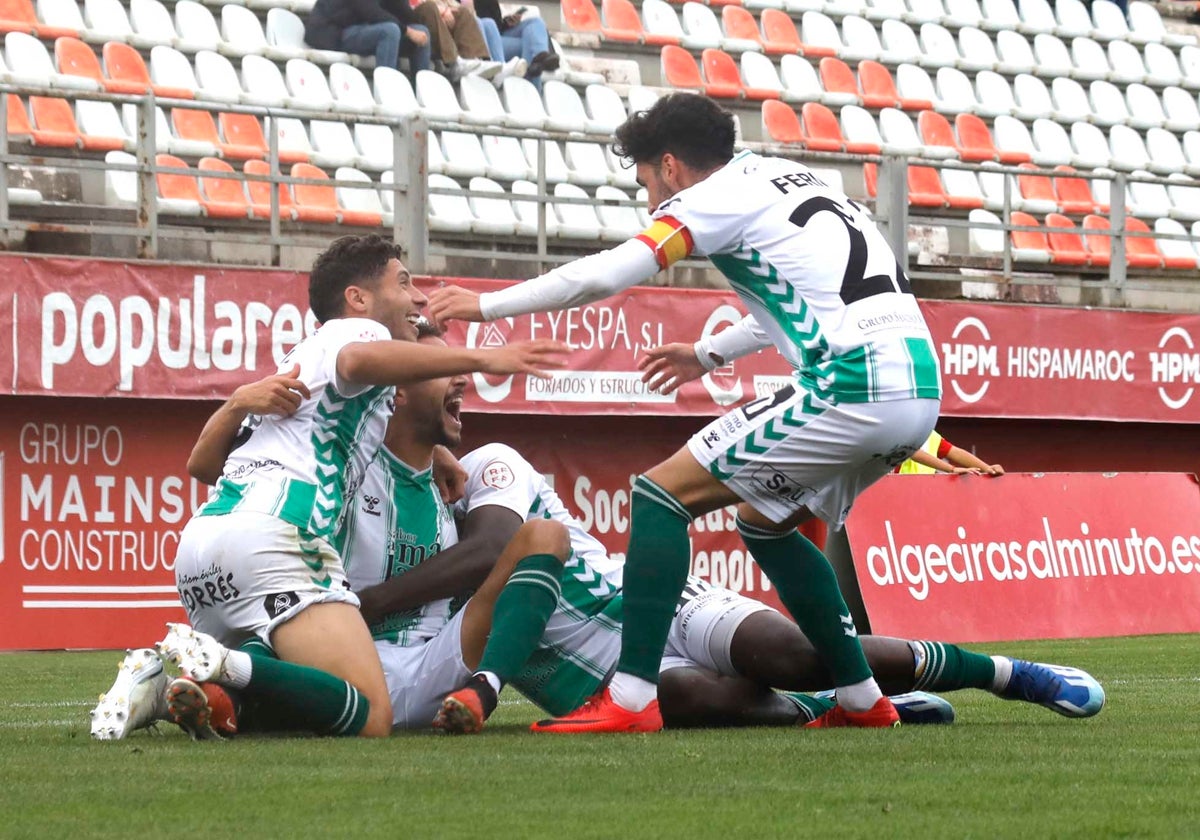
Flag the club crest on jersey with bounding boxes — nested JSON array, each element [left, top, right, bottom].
[[482, 460, 515, 489]]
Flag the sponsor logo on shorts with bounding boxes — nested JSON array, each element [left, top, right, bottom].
[[177, 569, 242, 613], [482, 459, 515, 489], [702, 429, 721, 448], [265, 591, 299, 619], [878, 443, 918, 469], [748, 465, 813, 504]]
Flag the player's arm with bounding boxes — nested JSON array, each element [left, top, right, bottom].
[[428, 218, 695, 323], [945, 445, 1004, 476], [356, 505, 523, 625], [907, 448, 976, 475], [640, 314, 774, 393], [337, 337, 568, 388], [186, 365, 310, 485]]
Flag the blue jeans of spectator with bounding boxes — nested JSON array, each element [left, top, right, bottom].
[[476, 16, 551, 90], [340, 21, 431, 74], [478, 17, 505, 62]]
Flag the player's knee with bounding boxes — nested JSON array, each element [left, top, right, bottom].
[[657, 670, 712, 727], [511, 518, 570, 562]]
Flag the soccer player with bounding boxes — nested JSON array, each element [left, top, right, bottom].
[[90, 235, 567, 741], [428, 92, 942, 731]]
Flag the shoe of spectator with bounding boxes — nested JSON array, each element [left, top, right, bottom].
[[528, 50, 560, 76], [493, 56, 527, 87], [471, 59, 503, 79]]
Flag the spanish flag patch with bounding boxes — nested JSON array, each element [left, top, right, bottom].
[[635, 215, 695, 270]]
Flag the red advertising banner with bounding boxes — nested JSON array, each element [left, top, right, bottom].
[[844, 472, 1200, 642], [925, 300, 1200, 423]]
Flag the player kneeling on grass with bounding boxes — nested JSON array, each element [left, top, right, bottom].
[[90, 236, 568, 741]]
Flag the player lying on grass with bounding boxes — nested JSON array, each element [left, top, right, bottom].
[[90, 235, 568, 741]]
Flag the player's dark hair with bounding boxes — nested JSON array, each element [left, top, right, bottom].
[[613, 93, 736, 171], [308, 235, 404, 324]]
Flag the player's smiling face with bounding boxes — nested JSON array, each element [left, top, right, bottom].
[[394, 337, 467, 448], [367, 258, 428, 341]]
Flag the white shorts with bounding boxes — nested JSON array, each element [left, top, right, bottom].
[[687, 386, 940, 527], [375, 608, 470, 729], [660, 577, 774, 676], [173, 511, 359, 648]]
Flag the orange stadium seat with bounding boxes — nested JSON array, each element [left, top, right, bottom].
[[0, 0, 74, 37], [818, 57, 861, 105], [907, 165, 950, 207], [859, 60, 930, 111], [1126, 217, 1171, 269], [31, 96, 123, 150], [599, 0, 647, 43], [1045, 212, 1090, 265], [761, 99, 803, 144], [917, 110, 960, 159], [1009, 210, 1051, 258], [1053, 165, 1099, 215], [662, 45, 708, 93], [1016, 163, 1058, 213], [760, 9, 802, 55], [173, 109, 262, 162], [703, 48, 767, 98], [801, 101, 855, 152], [560, 0, 601, 33], [6, 94, 31, 141], [289, 162, 340, 224], [155, 153, 204, 206], [102, 42, 193, 99], [244, 158, 294, 220], [197, 157, 252, 219], [722, 6, 763, 50], [959, 113, 1030, 165], [55, 36, 105, 87], [1081, 214, 1112, 267], [219, 113, 283, 162]]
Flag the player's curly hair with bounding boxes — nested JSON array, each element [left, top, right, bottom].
[[613, 93, 736, 171], [308, 235, 405, 324]]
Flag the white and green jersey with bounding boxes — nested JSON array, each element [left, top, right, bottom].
[[339, 447, 461, 644], [200, 318, 395, 542], [456, 444, 623, 715], [653, 150, 941, 405]]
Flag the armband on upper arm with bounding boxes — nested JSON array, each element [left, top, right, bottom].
[[634, 215, 694, 270]]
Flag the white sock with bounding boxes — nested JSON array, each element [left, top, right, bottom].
[[475, 671, 502, 694], [990, 656, 1014, 693], [836, 677, 884, 713], [607, 672, 657, 712], [221, 649, 253, 689]]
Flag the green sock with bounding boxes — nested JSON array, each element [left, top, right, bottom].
[[910, 641, 997, 691], [476, 554, 563, 683], [615, 476, 694, 683], [781, 691, 836, 724], [737, 517, 872, 686], [233, 649, 371, 736]]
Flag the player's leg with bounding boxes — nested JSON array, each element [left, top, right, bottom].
[[435, 518, 571, 733], [658, 667, 820, 728]]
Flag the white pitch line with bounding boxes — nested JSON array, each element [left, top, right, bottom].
[[6, 701, 93, 708], [0, 719, 79, 729]]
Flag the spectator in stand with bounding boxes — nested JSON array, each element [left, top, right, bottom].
[[407, 0, 499, 81], [305, 0, 432, 78], [471, 0, 558, 91], [895, 430, 1005, 476]]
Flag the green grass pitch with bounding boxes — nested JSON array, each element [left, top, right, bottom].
[[1, 635, 1198, 839]]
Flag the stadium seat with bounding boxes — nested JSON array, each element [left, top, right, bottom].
[[878, 107, 932, 156], [903, 0, 946, 27], [957, 27, 1000, 74], [1162, 86, 1200, 133], [1154, 217, 1199, 268], [331, 166, 383, 227], [425, 173, 476, 231], [6, 30, 96, 89], [1006, 209, 1053, 260], [943, 0, 982, 27], [272, 116, 314, 163], [39, 0, 86, 37], [1030, 118, 1075, 167], [1017, 0, 1057, 36], [415, 69, 470, 123], [1080, 213, 1112, 266], [818, 57, 861, 105], [595, 184, 642, 240], [218, 112, 271, 161], [475, 133, 527, 182], [243, 158, 294, 220], [642, 0, 686, 44], [917, 109, 960, 158], [996, 31, 1037, 75], [458, 74, 510, 127], [152, 153, 205, 216], [522, 136, 570, 182], [703, 48, 763, 97], [173, 0, 222, 53], [104, 150, 139, 208], [553, 182, 603, 239], [351, 123, 393, 171], [310, 120, 363, 169], [975, 168, 1016, 212], [762, 98, 803, 143], [1125, 83, 1166, 132], [268, 7, 348, 63], [1166, 173, 1200, 222], [192, 51, 244, 103], [997, 115, 1060, 166], [221, 5, 271, 58], [722, 5, 765, 51], [1126, 216, 1169, 269], [373, 66, 420, 118], [860, 60, 926, 110], [1089, 79, 1130, 128], [782, 54, 848, 105], [83, 0, 133, 43], [437, 131, 489, 181], [799, 11, 842, 58], [288, 162, 340, 224], [1108, 125, 1150, 172], [564, 140, 610, 186], [585, 84, 627, 134], [510, 178, 558, 237], [919, 23, 961, 69], [286, 58, 336, 111], [936, 67, 983, 115], [896, 63, 946, 113], [172, 107, 234, 158], [982, 0, 1023, 34], [1089, 170, 1117, 214], [943, 166, 988, 207], [1053, 0, 1097, 40], [1144, 42, 1184, 88], [1015, 163, 1058, 214], [465, 176, 518, 236], [1051, 76, 1095, 125], [760, 8, 802, 54], [662, 45, 714, 96], [739, 51, 787, 98], [1183, 131, 1200, 176], [560, 0, 601, 33], [1090, 0, 1129, 42], [1071, 37, 1110, 81], [197, 156, 251, 219], [1032, 33, 1074, 80], [426, 130, 448, 176], [549, 79, 604, 133], [1, 0, 73, 37], [953, 113, 1004, 162], [839, 104, 883, 153], [968, 208, 1021, 259], [54, 35, 104, 86], [1126, 170, 1170, 219], [839, 15, 884, 63], [1044, 212, 1090, 265], [686, 3, 756, 53], [1107, 38, 1147, 86], [1051, 165, 1098, 215], [329, 62, 377, 115], [599, 0, 651, 44], [128, 0, 181, 51], [973, 71, 1017, 119], [801, 101, 855, 151], [502, 76, 556, 129], [864, 0, 906, 23], [33, 95, 124, 149], [76, 98, 133, 150], [627, 84, 662, 114], [1013, 74, 1054, 121], [881, 20, 924, 66], [151, 45, 204, 99], [103, 41, 191, 98], [1131, 1, 1196, 48]]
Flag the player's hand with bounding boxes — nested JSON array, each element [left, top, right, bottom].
[[429, 285, 484, 326], [950, 467, 985, 476], [432, 445, 467, 503], [985, 463, 1005, 476], [638, 342, 707, 394], [229, 364, 310, 417], [480, 339, 570, 378]]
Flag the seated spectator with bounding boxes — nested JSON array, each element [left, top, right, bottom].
[[471, 0, 558, 91], [305, 0, 431, 77], [406, 0, 499, 81]]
